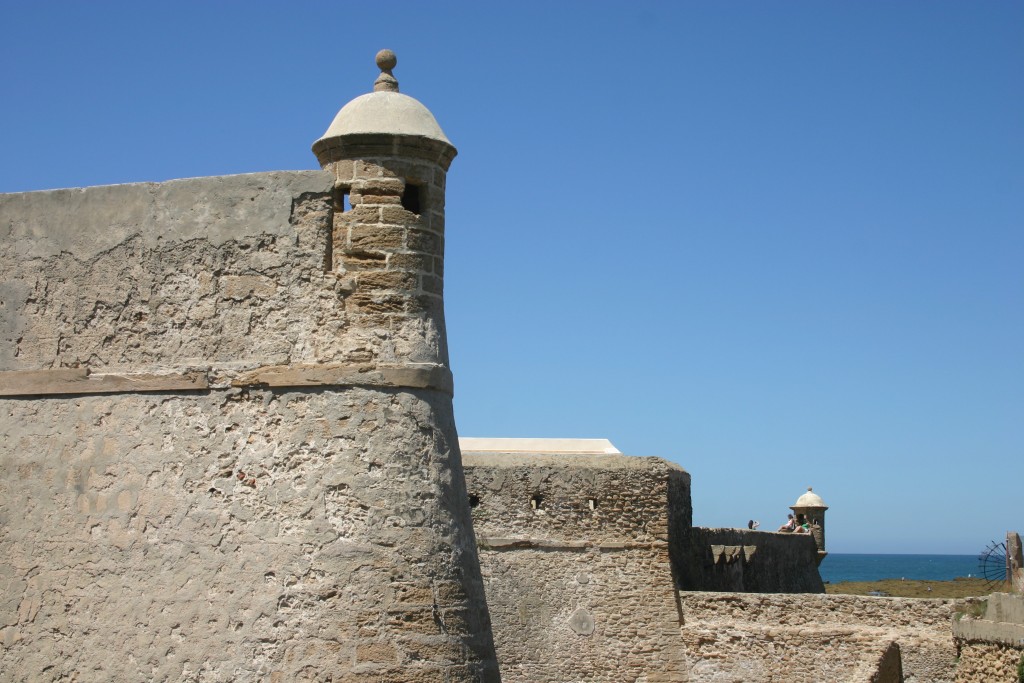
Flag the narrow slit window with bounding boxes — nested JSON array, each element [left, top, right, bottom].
[[401, 182, 422, 214], [530, 494, 543, 510], [588, 498, 597, 511], [326, 186, 352, 273]]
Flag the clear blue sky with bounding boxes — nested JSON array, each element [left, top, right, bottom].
[[2, 1, 1021, 554]]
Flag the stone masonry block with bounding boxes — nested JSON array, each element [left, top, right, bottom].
[[353, 193, 402, 206], [356, 160, 394, 178], [434, 580, 469, 604], [398, 635, 465, 665], [348, 226, 405, 251], [359, 159, 434, 184], [355, 641, 400, 664], [380, 205, 419, 225], [357, 271, 419, 292], [336, 205, 379, 223], [355, 178, 404, 196], [344, 312, 398, 329], [392, 582, 435, 605], [347, 292, 409, 314], [340, 252, 388, 271], [328, 160, 355, 183], [386, 607, 441, 634], [388, 252, 433, 273], [428, 212, 445, 232], [405, 294, 442, 315], [406, 230, 442, 256], [438, 608, 473, 635], [335, 669, 444, 683], [420, 275, 443, 295]]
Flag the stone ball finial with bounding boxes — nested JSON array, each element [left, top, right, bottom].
[[374, 49, 399, 92], [376, 49, 397, 71]]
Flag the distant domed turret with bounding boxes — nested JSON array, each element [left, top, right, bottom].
[[791, 487, 828, 564], [794, 488, 827, 509]]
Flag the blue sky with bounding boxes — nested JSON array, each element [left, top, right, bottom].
[[2, 1, 1021, 554]]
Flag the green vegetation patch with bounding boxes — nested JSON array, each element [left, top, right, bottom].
[[824, 577, 993, 599]]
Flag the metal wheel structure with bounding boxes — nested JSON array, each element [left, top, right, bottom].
[[978, 539, 1008, 589]]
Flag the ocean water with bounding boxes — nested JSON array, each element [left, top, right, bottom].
[[819, 553, 980, 583]]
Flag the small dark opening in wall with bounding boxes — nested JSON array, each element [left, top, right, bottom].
[[469, 494, 480, 508], [530, 494, 544, 510], [334, 185, 352, 212], [401, 182, 422, 214], [588, 498, 598, 511], [326, 186, 352, 273]]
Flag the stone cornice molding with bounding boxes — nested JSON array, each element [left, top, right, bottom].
[[313, 133, 457, 171], [0, 363, 453, 398]]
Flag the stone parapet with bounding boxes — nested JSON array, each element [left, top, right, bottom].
[[463, 451, 689, 545], [679, 527, 825, 593]]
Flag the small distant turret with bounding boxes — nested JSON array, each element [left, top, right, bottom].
[[791, 487, 828, 564]]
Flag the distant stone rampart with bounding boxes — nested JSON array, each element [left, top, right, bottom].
[[464, 451, 689, 681], [680, 527, 825, 593], [459, 443, 980, 682]]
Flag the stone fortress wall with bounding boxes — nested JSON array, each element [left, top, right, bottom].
[[0, 51, 995, 683], [0, 145, 500, 681], [461, 439, 965, 682], [682, 526, 824, 594], [952, 552, 1024, 683], [462, 442, 691, 681], [680, 591, 966, 683]]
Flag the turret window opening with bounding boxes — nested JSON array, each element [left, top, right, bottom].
[[325, 185, 352, 273], [530, 494, 544, 510], [401, 181, 424, 214]]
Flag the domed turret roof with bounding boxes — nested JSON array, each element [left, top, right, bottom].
[[317, 91, 451, 144], [313, 49, 452, 151], [792, 487, 827, 509]]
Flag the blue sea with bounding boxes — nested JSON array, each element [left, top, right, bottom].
[[819, 554, 979, 584]]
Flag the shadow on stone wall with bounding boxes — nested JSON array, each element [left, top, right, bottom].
[[676, 527, 825, 593]]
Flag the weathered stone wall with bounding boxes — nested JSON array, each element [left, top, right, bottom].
[[471, 543, 950, 683], [478, 546, 686, 682], [680, 527, 825, 593], [0, 171, 500, 682], [0, 388, 491, 681], [463, 449, 965, 681], [464, 453, 687, 544], [681, 592, 964, 683], [325, 157, 451, 368], [464, 454, 688, 681], [954, 642, 1024, 683], [0, 170, 449, 375], [953, 592, 1024, 683], [1008, 531, 1024, 594]]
